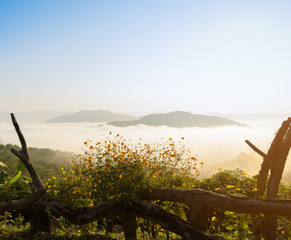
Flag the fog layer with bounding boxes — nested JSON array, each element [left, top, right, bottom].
[[0, 113, 290, 178]]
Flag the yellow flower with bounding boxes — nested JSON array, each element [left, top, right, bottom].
[[217, 168, 222, 171], [182, 183, 186, 187], [252, 188, 258, 192], [227, 185, 235, 189], [215, 187, 221, 191], [119, 174, 122, 179], [281, 230, 285, 235], [152, 173, 158, 178], [211, 216, 216, 221]]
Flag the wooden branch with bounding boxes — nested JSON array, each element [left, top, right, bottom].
[[0, 189, 45, 214], [245, 140, 267, 158], [10, 113, 28, 157], [139, 188, 291, 216], [38, 199, 223, 240], [10, 113, 45, 191], [245, 140, 270, 198]]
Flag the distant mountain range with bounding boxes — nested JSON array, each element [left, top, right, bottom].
[[46, 110, 136, 123], [46, 110, 246, 128], [109, 111, 246, 128]]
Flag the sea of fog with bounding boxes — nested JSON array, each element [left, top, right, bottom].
[[0, 113, 290, 178]]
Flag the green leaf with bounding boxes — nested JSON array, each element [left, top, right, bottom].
[[226, 225, 234, 231], [6, 170, 22, 187]]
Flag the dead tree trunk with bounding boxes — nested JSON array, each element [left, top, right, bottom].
[[246, 117, 291, 240], [10, 113, 55, 234]]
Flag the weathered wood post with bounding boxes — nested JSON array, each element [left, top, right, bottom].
[[246, 117, 291, 240], [187, 203, 210, 231], [120, 212, 137, 240]]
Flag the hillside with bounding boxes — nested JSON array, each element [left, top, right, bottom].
[[0, 144, 73, 180], [200, 152, 262, 179], [108, 111, 246, 128], [46, 110, 136, 123]]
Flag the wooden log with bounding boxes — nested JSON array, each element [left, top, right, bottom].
[[38, 199, 223, 240], [139, 188, 291, 216], [0, 189, 45, 214]]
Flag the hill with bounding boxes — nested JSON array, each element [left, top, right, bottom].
[[108, 111, 246, 128], [200, 152, 262, 179], [46, 110, 136, 123], [0, 144, 73, 180]]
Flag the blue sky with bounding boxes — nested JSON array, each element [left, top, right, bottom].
[[1, 0, 291, 114]]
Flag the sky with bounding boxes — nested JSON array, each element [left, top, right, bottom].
[[1, 0, 291, 115]]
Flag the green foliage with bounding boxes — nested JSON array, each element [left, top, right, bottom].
[[46, 134, 201, 207], [0, 160, 32, 202], [2, 140, 291, 239], [0, 144, 71, 180]]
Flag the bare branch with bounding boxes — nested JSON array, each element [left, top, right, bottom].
[[10, 113, 45, 191], [245, 140, 267, 158]]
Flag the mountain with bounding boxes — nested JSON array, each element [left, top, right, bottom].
[[108, 111, 246, 128], [46, 110, 136, 123]]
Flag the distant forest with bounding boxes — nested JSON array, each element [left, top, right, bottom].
[[0, 144, 72, 180]]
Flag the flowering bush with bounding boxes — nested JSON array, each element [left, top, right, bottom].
[[46, 133, 202, 207]]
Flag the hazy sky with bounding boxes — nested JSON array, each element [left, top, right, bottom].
[[1, 0, 291, 115]]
